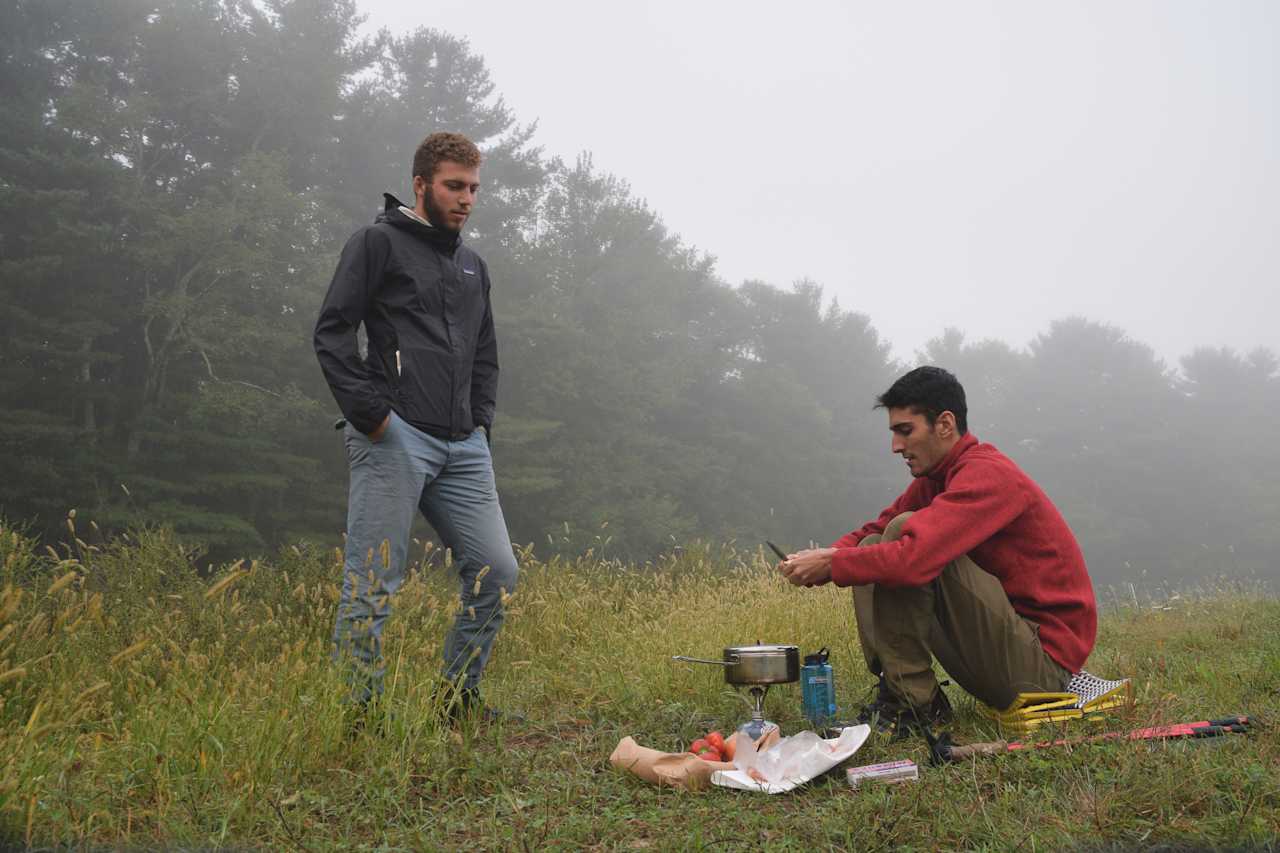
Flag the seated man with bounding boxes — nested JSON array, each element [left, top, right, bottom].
[[777, 366, 1097, 738]]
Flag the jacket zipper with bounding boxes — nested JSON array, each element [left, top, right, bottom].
[[443, 254, 457, 434]]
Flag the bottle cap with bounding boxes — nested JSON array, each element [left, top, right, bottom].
[[804, 646, 830, 666]]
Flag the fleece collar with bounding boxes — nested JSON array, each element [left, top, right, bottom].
[[926, 432, 978, 483]]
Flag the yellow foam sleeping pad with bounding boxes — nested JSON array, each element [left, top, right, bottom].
[[977, 670, 1133, 735]]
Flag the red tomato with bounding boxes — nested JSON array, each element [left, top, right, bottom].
[[689, 738, 709, 755], [706, 731, 726, 755], [697, 749, 723, 762]]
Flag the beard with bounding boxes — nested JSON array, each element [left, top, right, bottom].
[[423, 192, 460, 235]]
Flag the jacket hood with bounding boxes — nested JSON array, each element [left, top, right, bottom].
[[377, 193, 461, 249], [926, 432, 978, 483]]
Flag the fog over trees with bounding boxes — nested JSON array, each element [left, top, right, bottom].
[[2, 0, 1276, 587]]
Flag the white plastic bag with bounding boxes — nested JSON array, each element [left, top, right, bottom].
[[711, 724, 871, 793]]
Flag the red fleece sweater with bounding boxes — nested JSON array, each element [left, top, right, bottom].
[[829, 433, 1097, 674]]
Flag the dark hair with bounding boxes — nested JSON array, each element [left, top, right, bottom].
[[412, 132, 481, 181], [875, 366, 968, 435]]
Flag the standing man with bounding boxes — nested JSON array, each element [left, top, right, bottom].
[[777, 366, 1097, 739], [314, 132, 518, 723]]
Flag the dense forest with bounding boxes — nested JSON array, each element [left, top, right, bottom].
[[2, 0, 1276, 586]]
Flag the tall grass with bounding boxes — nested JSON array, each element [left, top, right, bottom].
[[2, 519, 1277, 850]]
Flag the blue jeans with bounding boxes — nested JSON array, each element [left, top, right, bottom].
[[333, 410, 519, 701]]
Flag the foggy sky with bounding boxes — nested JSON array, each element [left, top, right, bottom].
[[358, 1, 1278, 367]]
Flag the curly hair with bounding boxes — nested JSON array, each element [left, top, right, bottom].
[[412, 132, 481, 181]]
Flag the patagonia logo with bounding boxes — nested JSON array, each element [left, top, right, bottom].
[[463, 268, 476, 276]]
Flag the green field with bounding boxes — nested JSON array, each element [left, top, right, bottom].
[[2, 521, 1277, 850]]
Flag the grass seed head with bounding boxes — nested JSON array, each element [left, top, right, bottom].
[[204, 570, 246, 600], [74, 681, 111, 706], [23, 700, 44, 735], [1, 587, 23, 619], [110, 639, 150, 667], [23, 611, 49, 639], [47, 570, 78, 597]]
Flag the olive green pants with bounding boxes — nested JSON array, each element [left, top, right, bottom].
[[852, 512, 1070, 711]]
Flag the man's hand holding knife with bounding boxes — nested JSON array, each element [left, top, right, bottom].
[[768, 540, 835, 587]]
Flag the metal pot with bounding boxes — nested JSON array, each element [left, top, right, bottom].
[[673, 644, 800, 685]]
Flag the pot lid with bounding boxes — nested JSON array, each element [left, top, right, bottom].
[[725, 644, 797, 654]]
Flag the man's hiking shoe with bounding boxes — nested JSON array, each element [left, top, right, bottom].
[[433, 682, 525, 726], [454, 700, 522, 725], [343, 699, 395, 738], [854, 673, 905, 733], [856, 679, 953, 741], [858, 674, 897, 714]]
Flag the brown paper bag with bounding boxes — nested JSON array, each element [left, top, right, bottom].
[[609, 728, 780, 791]]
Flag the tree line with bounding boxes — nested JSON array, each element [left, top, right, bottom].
[[2, 0, 1275, 586]]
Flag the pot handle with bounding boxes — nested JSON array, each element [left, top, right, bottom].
[[671, 654, 741, 667]]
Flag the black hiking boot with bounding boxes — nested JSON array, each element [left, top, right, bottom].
[[433, 681, 525, 726], [856, 675, 953, 742], [343, 697, 395, 738]]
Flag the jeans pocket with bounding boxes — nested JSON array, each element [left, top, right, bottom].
[[368, 411, 398, 445], [345, 430, 370, 465]]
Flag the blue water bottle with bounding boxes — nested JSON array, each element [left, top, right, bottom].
[[801, 647, 837, 727]]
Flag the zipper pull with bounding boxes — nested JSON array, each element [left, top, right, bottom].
[[395, 350, 402, 376]]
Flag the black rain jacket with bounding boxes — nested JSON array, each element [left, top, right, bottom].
[[314, 194, 498, 438]]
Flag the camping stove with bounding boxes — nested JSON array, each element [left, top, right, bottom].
[[672, 642, 800, 739], [738, 684, 779, 740]]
